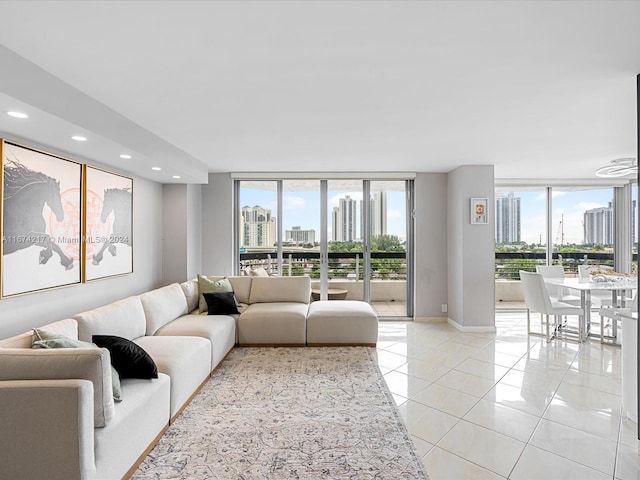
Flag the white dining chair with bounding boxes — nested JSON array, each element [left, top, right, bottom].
[[520, 270, 585, 342], [578, 264, 614, 307], [597, 289, 637, 344], [535, 265, 581, 306]]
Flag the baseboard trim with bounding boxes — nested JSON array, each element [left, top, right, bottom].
[[447, 318, 496, 333]]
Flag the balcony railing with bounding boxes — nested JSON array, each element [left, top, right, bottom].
[[242, 251, 637, 281], [494, 252, 637, 280], [240, 251, 407, 280]]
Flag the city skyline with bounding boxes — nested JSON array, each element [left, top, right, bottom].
[[240, 187, 407, 242], [496, 188, 638, 245], [241, 185, 637, 246]]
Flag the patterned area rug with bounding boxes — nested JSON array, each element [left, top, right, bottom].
[[132, 347, 429, 479]]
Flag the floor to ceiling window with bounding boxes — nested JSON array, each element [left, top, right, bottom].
[[235, 176, 414, 319], [551, 186, 616, 273], [494, 188, 548, 281], [494, 182, 637, 307], [237, 181, 278, 274]]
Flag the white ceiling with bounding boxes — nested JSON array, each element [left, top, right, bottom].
[[0, 1, 638, 184]]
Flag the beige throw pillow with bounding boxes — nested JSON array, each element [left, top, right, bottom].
[[197, 275, 235, 313]]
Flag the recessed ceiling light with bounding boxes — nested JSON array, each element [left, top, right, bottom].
[[120, 154, 132, 159], [7, 111, 28, 119], [172, 175, 181, 179], [152, 167, 162, 171], [71, 135, 87, 142]]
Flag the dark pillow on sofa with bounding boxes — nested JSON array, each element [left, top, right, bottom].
[[92, 335, 158, 379], [204, 291, 240, 315]]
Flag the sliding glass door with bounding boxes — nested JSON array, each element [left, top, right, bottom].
[[235, 177, 414, 319]]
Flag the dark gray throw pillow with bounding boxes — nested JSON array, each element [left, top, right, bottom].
[[204, 291, 240, 315], [92, 335, 158, 379]]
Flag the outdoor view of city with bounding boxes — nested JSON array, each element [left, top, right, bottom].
[[235, 181, 637, 315], [238, 181, 407, 282], [495, 187, 638, 280]]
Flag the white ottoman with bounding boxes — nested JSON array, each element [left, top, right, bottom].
[[306, 300, 378, 346]]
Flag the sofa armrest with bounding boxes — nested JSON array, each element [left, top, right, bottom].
[[0, 379, 96, 480], [0, 348, 115, 427]]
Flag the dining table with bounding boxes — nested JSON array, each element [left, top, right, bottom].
[[543, 276, 637, 343]]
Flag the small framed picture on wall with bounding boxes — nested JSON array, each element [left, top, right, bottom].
[[470, 198, 488, 224]]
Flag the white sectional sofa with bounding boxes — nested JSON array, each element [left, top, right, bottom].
[[0, 275, 377, 480]]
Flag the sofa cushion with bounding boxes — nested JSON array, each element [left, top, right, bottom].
[[198, 275, 235, 313], [134, 336, 211, 418], [94, 374, 170, 480], [227, 276, 252, 304], [180, 279, 199, 313], [248, 266, 270, 277], [237, 302, 308, 345], [74, 296, 146, 342], [306, 300, 378, 346], [155, 314, 236, 369], [0, 348, 115, 427], [139, 283, 189, 335], [31, 331, 122, 402], [0, 319, 78, 349], [93, 335, 158, 379], [204, 292, 240, 315], [249, 276, 311, 304]]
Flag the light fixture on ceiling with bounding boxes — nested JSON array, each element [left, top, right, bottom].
[[7, 111, 28, 119], [595, 158, 637, 178], [152, 167, 162, 171], [71, 135, 87, 142], [172, 175, 181, 179], [120, 154, 132, 159]]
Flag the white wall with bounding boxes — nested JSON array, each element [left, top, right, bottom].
[[186, 184, 202, 280], [201, 173, 235, 276], [162, 184, 202, 284], [0, 176, 163, 338], [414, 173, 449, 318], [162, 184, 188, 284], [447, 165, 495, 331]]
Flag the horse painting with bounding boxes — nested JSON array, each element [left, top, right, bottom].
[[92, 187, 132, 266], [2, 160, 74, 270]]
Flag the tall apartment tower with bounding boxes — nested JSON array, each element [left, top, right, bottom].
[[584, 202, 613, 245], [240, 205, 276, 248], [495, 193, 521, 243], [332, 195, 357, 241], [285, 226, 316, 244], [372, 191, 388, 236]]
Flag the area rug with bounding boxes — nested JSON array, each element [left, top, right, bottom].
[[132, 347, 429, 479]]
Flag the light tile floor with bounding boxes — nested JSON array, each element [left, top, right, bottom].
[[376, 311, 640, 480]]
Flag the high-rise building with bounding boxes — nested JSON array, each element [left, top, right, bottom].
[[372, 192, 388, 236], [332, 195, 357, 241], [495, 193, 521, 243], [240, 205, 276, 247], [584, 202, 613, 245], [285, 226, 316, 244]]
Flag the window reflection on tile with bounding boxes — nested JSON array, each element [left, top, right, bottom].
[[376, 312, 638, 475]]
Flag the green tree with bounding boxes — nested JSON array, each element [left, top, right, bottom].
[[371, 235, 405, 252]]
